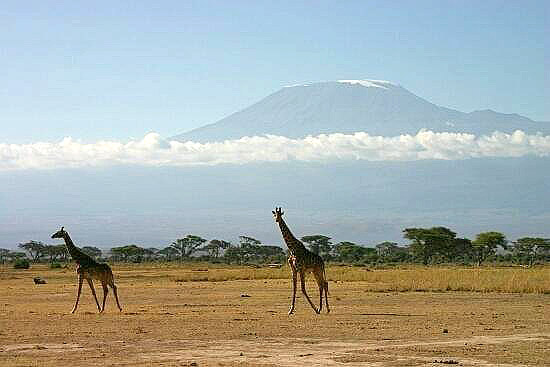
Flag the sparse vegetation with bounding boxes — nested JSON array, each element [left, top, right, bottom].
[[13, 258, 30, 269], [4, 227, 550, 270]]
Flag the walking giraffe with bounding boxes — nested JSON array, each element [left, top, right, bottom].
[[273, 207, 330, 314], [51, 227, 122, 313]]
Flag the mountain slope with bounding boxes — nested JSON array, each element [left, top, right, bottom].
[[173, 80, 548, 142]]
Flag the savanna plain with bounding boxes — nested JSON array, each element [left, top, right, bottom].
[[1, 264, 549, 366]]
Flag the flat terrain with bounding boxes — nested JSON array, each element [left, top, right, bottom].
[[1, 264, 549, 366]]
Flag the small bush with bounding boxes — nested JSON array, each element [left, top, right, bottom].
[[50, 262, 62, 269], [14, 259, 30, 269]]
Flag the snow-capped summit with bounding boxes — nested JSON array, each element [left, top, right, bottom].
[[285, 79, 396, 89], [173, 80, 547, 142], [337, 79, 395, 89]]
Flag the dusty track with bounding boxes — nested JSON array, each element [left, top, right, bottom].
[[1, 265, 549, 366]]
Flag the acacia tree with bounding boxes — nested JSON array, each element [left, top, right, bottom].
[[403, 227, 457, 265], [81, 246, 102, 260], [256, 245, 285, 263], [158, 246, 179, 261], [223, 246, 243, 264], [44, 244, 68, 262], [110, 245, 145, 262], [512, 237, 550, 266], [239, 236, 262, 262], [0, 248, 10, 264], [472, 232, 507, 266], [334, 241, 375, 263], [171, 235, 207, 262], [301, 235, 332, 259], [18, 241, 46, 262], [204, 239, 231, 258]]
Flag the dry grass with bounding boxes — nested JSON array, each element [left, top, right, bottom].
[[2, 263, 549, 294], [326, 265, 550, 294], [204, 264, 550, 294], [1, 263, 550, 366]]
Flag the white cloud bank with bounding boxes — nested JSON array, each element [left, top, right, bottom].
[[1, 130, 550, 170]]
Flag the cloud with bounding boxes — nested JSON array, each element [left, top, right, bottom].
[[1, 130, 550, 170]]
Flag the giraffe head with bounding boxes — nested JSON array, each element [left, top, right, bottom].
[[272, 207, 285, 223], [51, 226, 66, 239]]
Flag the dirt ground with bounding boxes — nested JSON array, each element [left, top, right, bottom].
[[1, 265, 549, 366]]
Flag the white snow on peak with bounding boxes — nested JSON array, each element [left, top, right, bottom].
[[284, 79, 396, 89], [337, 79, 394, 89]]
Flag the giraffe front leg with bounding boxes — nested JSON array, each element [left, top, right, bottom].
[[71, 275, 83, 314], [300, 271, 320, 314], [86, 278, 101, 312], [288, 268, 297, 315]]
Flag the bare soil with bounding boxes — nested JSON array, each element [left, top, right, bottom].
[[1, 265, 549, 366]]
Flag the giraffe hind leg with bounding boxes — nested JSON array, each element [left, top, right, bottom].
[[110, 281, 122, 312], [86, 278, 101, 312], [324, 280, 330, 313], [300, 271, 320, 314], [313, 269, 326, 313]]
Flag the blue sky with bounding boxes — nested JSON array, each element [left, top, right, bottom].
[[1, 0, 548, 143]]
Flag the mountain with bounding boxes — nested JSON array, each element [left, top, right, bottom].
[[173, 80, 549, 142]]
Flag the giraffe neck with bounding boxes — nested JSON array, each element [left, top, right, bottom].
[[278, 219, 306, 254], [62, 233, 95, 265]]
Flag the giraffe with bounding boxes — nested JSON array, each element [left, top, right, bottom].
[[51, 227, 122, 314], [273, 207, 330, 314]]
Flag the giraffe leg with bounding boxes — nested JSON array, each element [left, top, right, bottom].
[[300, 271, 320, 314], [71, 275, 84, 314], [288, 262, 298, 315], [324, 280, 330, 313], [110, 281, 123, 312], [101, 281, 109, 312], [313, 270, 324, 313], [86, 278, 101, 312]]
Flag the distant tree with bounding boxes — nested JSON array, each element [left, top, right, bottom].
[[203, 239, 231, 258], [256, 245, 285, 262], [6, 251, 27, 262], [158, 246, 179, 261], [334, 242, 376, 263], [512, 237, 550, 266], [223, 246, 243, 264], [0, 248, 10, 264], [403, 227, 457, 265], [472, 232, 507, 266], [143, 248, 159, 261], [171, 235, 207, 261], [18, 241, 46, 262], [81, 246, 102, 260], [44, 244, 69, 262], [450, 238, 474, 264], [110, 245, 145, 262], [239, 236, 262, 262], [376, 242, 399, 257], [301, 235, 332, 259]]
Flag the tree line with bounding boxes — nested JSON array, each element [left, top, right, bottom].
[[2, 227, 550, 267]]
